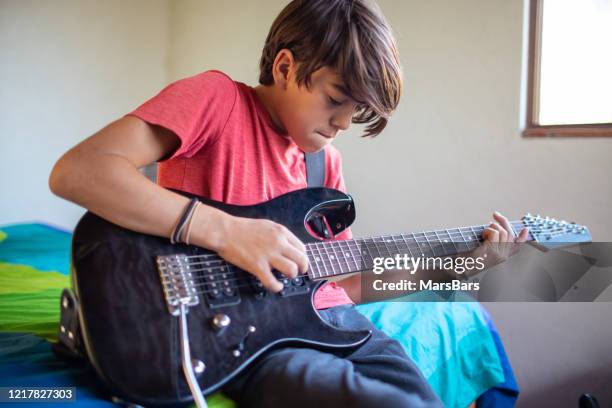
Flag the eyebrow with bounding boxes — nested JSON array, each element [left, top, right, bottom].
[[332, 83, 350, 97], [332, 82, 366, 105]]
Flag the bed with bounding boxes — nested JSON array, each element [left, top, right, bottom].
[[0, 222, 518, 407]]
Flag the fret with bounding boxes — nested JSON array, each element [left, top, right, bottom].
[[344, 240, 360, 272], [307, 244, 322, 279], [422, 232, 436, 257], [317, 242, 330, 278], [314, 242, 327, 278], [469, 226, 481, 250], [465, 227, 476, 243], [442, 229, 460, 256], [400, 234, 416, 258], [348, 239, 366, 271], [307, 243, 317, 279], [372, 237, 384, 260], [453, 227, 469, 253], [334, 241, 346, 272], [322, 242, 339, 277], [395, 233, 408, 257], [330, 241, 346, 275], [383, 236, 394, 258], [432, 230, 444, 257], [382, 236, 394, 260], [337, 240, 352, 272], [371, 236, 383, 260], [412, 232, 424, 256], [391, 234, 404, 259], [362, 237, 377, 271], [322, 241, 335, 278]]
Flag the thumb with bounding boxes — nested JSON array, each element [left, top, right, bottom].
[[516, 228, 529, 243]]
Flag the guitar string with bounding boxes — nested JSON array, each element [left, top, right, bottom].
[[164, 222, 575, 268], [161, 228, 583, 298], [168, 223, 572, 266], [159, 224, 581, 287], [160, 240, 540, 294], [159, 224, 585, 296]]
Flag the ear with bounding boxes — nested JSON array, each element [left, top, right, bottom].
[[271, 49, 296, 90]]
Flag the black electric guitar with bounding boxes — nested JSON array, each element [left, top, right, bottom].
[[64, 187, 591, 407]]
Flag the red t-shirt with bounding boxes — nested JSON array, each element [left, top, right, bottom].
[[128, 70, 354, 309]]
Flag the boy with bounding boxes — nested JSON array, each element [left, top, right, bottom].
[[50, 0, 525, 406]]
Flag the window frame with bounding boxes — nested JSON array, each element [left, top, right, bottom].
[[523, 0, 612, 138]]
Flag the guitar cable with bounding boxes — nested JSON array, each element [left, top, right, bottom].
[[179, 303, 208, 408]]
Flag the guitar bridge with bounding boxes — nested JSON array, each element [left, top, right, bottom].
[[157, 254, 200, 316]]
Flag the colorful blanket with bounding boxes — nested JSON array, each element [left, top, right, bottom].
[[0, 223, 514, 407]]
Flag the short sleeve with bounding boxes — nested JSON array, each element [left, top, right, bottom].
[[127, 70, 237, 160], [324, 145, 353, 240]]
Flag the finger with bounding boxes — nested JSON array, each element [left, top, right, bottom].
[[493, 211, 515, 239], [254, 262, 283, 293], [271, 255, 299, 279], [515, 228, 529, 243], [282, 244, 309, 273], [284, 227, 307, 253], [490, 223, 508, 242], [483, 226, 500, 242]]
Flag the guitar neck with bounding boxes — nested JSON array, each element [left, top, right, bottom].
[[305, 220, 531, 280]]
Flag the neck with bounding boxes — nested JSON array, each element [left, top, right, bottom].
[[253, 85, 287, 134], [305, 220, 531, 280]]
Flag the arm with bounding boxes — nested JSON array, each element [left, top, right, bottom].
[[49, 116, 306, 292]]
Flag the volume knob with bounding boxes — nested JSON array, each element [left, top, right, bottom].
[[211, 313, 231, 332]]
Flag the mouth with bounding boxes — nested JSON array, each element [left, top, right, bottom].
[[317, 131, 335, 139]]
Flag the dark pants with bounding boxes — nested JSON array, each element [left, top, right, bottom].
[[222, 305, 443, 408]]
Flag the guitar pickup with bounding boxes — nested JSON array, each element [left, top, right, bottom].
[[278, 275, 310, 297], [202, 265, 241, 308]]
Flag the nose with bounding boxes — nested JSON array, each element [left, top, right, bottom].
[[330, 107, 353, 131]]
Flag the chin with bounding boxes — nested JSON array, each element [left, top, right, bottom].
[[309, 142, 330, 153], [295, 137, 328, 153], [302, 144, 325, 153]]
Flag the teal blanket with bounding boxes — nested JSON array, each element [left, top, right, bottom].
[[0, 223, 505, 407]]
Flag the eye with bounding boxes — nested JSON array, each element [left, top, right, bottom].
[[328, 96, 343, 106]]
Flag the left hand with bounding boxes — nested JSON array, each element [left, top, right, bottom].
[[474, 211, 529, 268]]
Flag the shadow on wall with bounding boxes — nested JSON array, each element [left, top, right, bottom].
[[518, 364, 610, 408]]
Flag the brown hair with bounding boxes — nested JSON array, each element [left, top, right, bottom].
[[259, 0, 402, 137]]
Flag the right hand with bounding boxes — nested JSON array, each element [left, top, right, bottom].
[[216, 216, 309, 293]]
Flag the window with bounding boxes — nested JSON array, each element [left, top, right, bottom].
[[523, 0, 612, 137]]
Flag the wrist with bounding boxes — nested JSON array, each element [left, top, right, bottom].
[[189, 204, 234, 252]]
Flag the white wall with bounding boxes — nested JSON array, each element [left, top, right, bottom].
[[0, 0, 169, 228]]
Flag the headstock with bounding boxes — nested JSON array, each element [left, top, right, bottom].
[[522, 213, 592, 250]]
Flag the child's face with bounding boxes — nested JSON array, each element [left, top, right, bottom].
[[278, 66, 359, 153]]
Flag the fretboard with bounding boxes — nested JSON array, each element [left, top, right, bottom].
[[305, 220, 530, 280]]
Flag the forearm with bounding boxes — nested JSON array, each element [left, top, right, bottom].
[[49, 149, 229, 251]]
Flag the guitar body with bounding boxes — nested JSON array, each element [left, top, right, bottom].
[[71, 188, 371, 406]]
